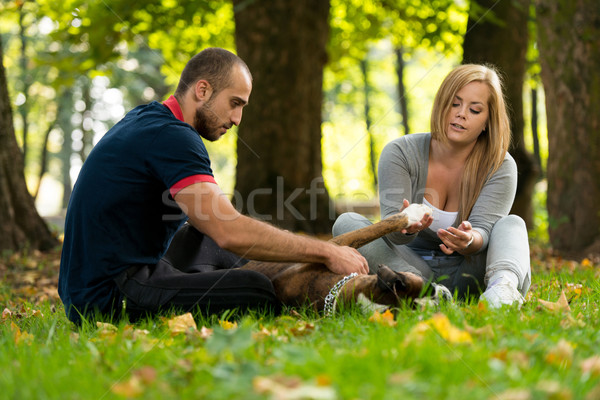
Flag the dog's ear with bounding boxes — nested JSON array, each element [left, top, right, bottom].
[[376, 265, 408, 293]]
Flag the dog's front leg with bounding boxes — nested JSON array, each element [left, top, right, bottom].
[[330, 204, 432, 249]]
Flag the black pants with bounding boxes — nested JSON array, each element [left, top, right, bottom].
[[115, 224, 282, 320]]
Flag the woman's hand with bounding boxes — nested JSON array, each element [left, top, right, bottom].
[[438, 220, 477, 255], [399, 199, 433, 235]]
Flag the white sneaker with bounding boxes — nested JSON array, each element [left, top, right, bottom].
[[480, 279, 524, 309]]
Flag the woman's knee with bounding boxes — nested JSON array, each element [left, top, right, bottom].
[[495, 214, 527, 232], [332, 212, 372, 236]]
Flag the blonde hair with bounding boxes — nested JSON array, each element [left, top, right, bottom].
[[430, 64, 511, 222]]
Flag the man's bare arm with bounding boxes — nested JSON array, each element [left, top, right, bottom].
[[174, 182, 368, 275]]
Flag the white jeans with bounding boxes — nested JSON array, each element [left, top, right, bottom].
[[333, 213, 531, 300]]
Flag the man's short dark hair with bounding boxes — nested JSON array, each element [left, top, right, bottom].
[[174, 48, 251, 99]]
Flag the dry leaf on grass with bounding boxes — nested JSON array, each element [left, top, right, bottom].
[[368, 309, 397, 327], [544, 339, 574, 368], [167, 313, 197, 336], [489, 388, 531, 400], [218, 319, 238, 330], [11, 322, 34, 345], [199, 326, 214, 339], [581, 355, 600, 377], [535, 380, 572, 400], [405, 313, 472, 344], [253, 374, 336, 400], [111, 376, 144, 398], [564, 282, 583, 300], [110, 367, 157, 398], [95, 321, 118, 340], [463, 322, 495, 339], [122, 325, 150, 340], [289, 321, 315, 336], [537, 291, 571, 313]]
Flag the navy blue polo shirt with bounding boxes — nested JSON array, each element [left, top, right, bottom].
[[59, 96, 216, 323]]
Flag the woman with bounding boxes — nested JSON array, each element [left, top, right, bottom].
[[333, 64, 531, 308]]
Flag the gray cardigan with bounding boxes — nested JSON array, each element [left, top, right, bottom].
[[378, 132, 517, 253]]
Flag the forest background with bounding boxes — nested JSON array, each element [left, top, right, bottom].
[[0, 0, 599, 261]]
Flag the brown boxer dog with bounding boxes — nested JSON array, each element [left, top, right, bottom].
[[241, 204, 433, 315]]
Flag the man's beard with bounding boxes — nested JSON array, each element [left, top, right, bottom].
[[194, 101, 225, 142]]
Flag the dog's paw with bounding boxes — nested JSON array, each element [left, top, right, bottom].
[[414, 282, 453, 308], [403, 203, 433, 225]]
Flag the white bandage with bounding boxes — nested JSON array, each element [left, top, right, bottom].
[[403, 203, 433, 225]]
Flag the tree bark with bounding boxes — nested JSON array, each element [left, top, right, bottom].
[[233, 0, 334, 233], [536, 0, 600, 259], [360, 59, 378, 192], [530, 87, 542, 172], [394, 47, 410, 136], [59, 89, 74, 210], [0, 36, 58, 252], [462, 0, 539, 228]]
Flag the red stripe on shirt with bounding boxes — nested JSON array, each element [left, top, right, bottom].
[[163, 95, 185, 122], [170, 174, 217, 197]]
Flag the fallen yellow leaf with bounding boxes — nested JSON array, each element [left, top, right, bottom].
[[564, 282, 583, 300], [133, 366, 157, 385], [405, 313, 472, 344], [199, 326, 214, 339], [289, 321, 315, 336], [219, 320, 238, 330], [537, 291, 571, 313], [490, 388, 531, 400], [168, 313, 197, 336], [581, 258, 592, 267], [368, 309, 397, 327], [122, 325, 150, 340], [464, 322, 495, 339], [95, 321, 118, 340], [11, 322, 34, 346], [545, 339, 574, 368], [253, 375, 336, 400], [429, 313, 472, 344], [535, 380, 572, 399], [111, 376, 144, 398], [581, 355, 600, 377]]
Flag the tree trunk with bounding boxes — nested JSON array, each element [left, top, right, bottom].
[[394, 47, 410, 136], [536, 0, 600, 259], [18, 4, 31, 162], [462, 0, 539, 228], [530, 87, 542, 173], [59, 90, 74, 210], [360, 58, 378, 192], [0, 36, 58, 252], [33, 122, 56, 200], [233, 0, 334, 233]]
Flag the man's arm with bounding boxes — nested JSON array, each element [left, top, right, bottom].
[[174, 182, 369, 275]]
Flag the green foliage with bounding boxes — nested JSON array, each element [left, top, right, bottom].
[[1, 0, 550, 236]]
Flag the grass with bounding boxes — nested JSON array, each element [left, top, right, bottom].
[[2, 243, 600, 399]]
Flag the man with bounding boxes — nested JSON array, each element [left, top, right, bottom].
[[59, 48, 368, 324]]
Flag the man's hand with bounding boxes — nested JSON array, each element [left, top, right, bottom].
[[323, 244, 369, 275]]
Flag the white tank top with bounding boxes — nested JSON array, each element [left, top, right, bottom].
[[423, 198, 458, 231]]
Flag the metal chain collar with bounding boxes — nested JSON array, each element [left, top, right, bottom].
[[323, 273, 358, 317]]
